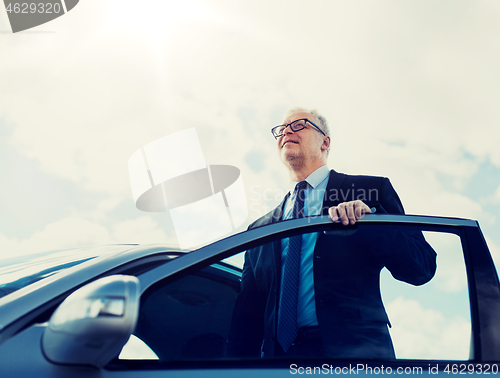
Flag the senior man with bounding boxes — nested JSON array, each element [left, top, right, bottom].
[[227, 107, 436, 359]]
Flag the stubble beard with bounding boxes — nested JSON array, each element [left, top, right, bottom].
[[280, 146, 321, 171], [279, 136, 325, 173], [281, 148, 320, 172], [283, 151, 305, 171]]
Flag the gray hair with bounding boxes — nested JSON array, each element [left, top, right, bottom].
[[283, 107, 331, 154], [284, 106, 330, 137]]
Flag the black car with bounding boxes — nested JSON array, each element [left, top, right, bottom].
[[0, 214, 499, 376]]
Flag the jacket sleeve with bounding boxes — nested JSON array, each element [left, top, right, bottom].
[[376, 178, 405, 215], [376, 178, 437, 285]]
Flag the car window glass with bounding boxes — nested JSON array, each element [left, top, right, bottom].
[[133, 260, 242, 361], [119, 222, 471, 363], [381, 231, 470, 360], [119, 335, 159, 360]]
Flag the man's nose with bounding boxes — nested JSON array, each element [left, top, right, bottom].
[[284, 124, 294, 134]]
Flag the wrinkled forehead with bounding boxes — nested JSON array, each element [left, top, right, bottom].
[[283, 110, 316, 125]]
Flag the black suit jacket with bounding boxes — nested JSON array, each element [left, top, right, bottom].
[[228, 170, 437, 358]]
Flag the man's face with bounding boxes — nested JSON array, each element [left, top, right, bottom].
[[277, 111, 325, 166]]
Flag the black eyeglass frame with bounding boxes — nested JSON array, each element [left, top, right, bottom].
[[271, 118, 326, 139]]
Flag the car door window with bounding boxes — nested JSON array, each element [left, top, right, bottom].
[[117, 221, 474, 364], [381, 231, 470, 360], [134, 261, 242, 361]]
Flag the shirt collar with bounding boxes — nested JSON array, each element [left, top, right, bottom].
[[288, 165, 330, 193]]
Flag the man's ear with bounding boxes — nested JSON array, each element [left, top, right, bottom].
[[321, 136, 330, 151]]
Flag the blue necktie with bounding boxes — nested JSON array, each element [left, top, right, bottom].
[[278, 180, 308, 352]]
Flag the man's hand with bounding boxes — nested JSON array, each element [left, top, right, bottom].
[[328, 200, 372, 225]]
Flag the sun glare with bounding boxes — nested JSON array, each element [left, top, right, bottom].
[[106, 0, 223, 45]]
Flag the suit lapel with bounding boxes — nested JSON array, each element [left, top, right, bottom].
[[271, 193, 289, 224], [322, 169, 347, 215]]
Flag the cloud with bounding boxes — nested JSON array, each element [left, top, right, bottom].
[[3, 1, 498, 206], [0, 217, 109, 258], [2, 0, 500, 273], [110, 216, 171, 245], [387, 296, 470, 360], [0, 0, 265, 199], [492, 185, 500, 205], [484, 235, 500, 275], [0, 215, 171, 259], [423, 231, 468, 293]]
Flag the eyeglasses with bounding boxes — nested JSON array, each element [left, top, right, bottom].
[[271, 118, 326, 139]]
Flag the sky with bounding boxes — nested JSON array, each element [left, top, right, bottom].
[[1, 0, 500, 359]]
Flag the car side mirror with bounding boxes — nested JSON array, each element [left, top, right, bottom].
[[41, 275, 140, 368]]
